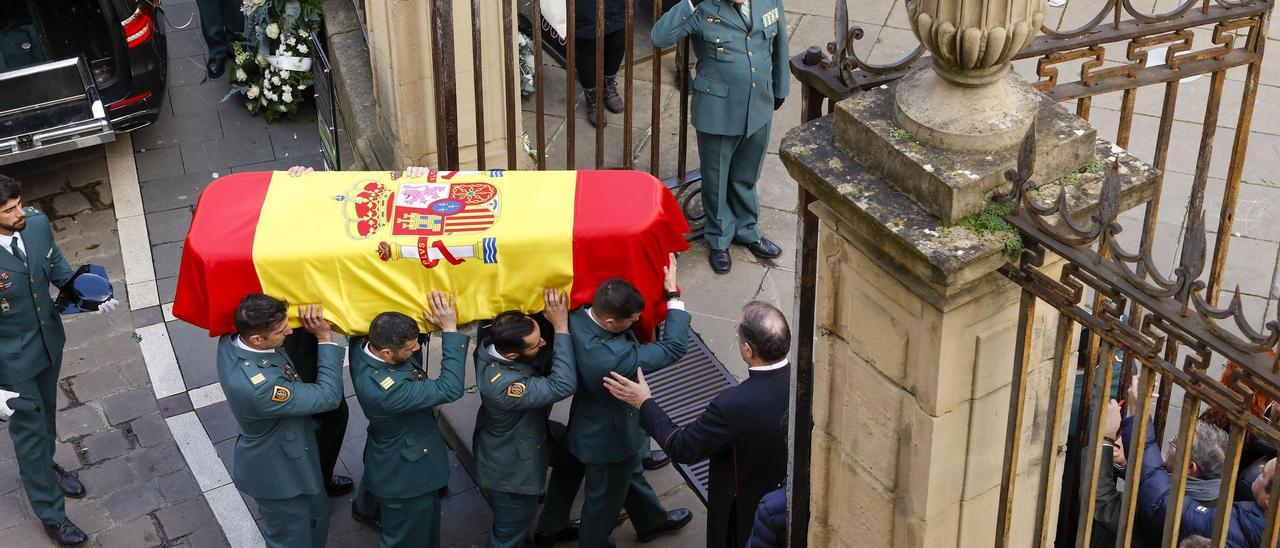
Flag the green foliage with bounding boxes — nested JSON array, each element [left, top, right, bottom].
[[955, 201, 1023, 258], [891, 127, 911, 142], [1058, 172, 1080, 187], [1085, 154, 1103, 174]]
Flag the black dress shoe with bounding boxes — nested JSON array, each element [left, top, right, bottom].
[[709, 248, 731, 274], [744, 238, 783, 259], [533, 519, 581, 548], [636, 508, 693, 542], [351, 502, 381, 530], [325, 475, 354, 497], [642, 449, 671, 470], [43, 519, 87, 546], [207, 56, 227, 78], [53, 464, 85, 499]]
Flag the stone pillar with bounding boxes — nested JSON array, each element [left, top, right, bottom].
[[363, 0, 523, 169], [781, 29, 1158, 548]]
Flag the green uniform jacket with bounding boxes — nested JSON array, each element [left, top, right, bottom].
[[566, 306, 691, 464], [0, 209, 74, 386], [217, 335, 345, 500], [350, 332, 469, 499], [473, 333, 577, 496], [652, 0, 789, 136]]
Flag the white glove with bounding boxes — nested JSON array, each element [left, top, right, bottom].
[[96, 298, 119, 314], [0, 388, 19, 420]]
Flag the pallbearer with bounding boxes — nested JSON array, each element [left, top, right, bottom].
[[350, 292, 470, 548], [218, 296, 345, 548]]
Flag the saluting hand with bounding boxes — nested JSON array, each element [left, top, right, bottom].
[[299, 304, 333, 343], [544, 288, 569, 334], [287, 165, 315, 177], [603, 368, 651, 409], [424, 291, 458, 332]]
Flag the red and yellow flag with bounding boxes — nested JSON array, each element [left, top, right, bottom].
[[173, 170, 691, 338]]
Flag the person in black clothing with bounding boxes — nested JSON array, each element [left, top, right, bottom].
[[604, 301, 791, 548], [573, 0, 626, 126], [745, 485, 786, 548], [278, 330, 354, 497]]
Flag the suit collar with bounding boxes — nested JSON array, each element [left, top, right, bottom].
[[747, 363, 790, 379], [574, 307, 618, 340], [230, 336, 288, 366], [0, 229, 28, 273], [711, 0, 750, 32]]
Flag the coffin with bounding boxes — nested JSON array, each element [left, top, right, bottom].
[[173, 169, 691, 338]]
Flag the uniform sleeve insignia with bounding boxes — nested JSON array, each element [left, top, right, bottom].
[[489, 372, 502, 383], [379, 376, 395, 390], [270, 385, 292, 403], [506, 382, 525, 398], [410, 369, 424, 380], [249, 373, 266, 385]]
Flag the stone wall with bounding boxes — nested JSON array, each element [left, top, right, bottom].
[[805, 205, 1070, 547], [362, 0, 520, 169]]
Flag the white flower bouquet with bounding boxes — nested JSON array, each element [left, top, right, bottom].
[[227, 0, 322, 123]]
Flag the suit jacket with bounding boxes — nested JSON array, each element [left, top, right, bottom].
[[0, 209, 74, 386], [651, 0, 789, 136], [567, 305, 691, 464], [217, 335, 345, 500], [473, 332, 577, 495], [640, 365, 790, 548], [350, 332, 469, 499]]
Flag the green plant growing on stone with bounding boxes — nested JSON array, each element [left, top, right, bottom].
[[891, 127, 911, 142], [1085, 154, 1103, 174], [956, 201, 1023, 258]]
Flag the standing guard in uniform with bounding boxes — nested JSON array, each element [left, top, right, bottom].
[[474, 289, 580, 548], [218, 296, 346, 548], [652, 0, 790, 274], [567, 256, 694, 547], [350, 292, 470, 548], [0, 174, 117, 546]]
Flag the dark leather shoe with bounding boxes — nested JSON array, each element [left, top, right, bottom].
[[744, 238, 782, 259], [534, 519, 581, 548], [351, 503, 381, 530], [43, 519, 87, 546], [709, 248, 731, 274], [207, 56, 227, 79], [642, 449, 671, 470], [53, 464, 85, 499], [325, 475, 354, 497], [636, 508, 693, 542]]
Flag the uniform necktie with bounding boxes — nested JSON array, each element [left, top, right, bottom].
[[10, 236, 25, 266], [738, 1, 750, 23]]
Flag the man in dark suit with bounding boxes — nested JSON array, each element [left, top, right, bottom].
[[565, 258, 694, 547], [604, 301, 791, 548]]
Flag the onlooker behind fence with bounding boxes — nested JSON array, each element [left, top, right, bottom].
[[1114, 376, 1273, 546], [1179, 535, 1212, 548], [1089, 400, 1129, 547], [745, 485, 786, 548], [572, 0, 627, 127]]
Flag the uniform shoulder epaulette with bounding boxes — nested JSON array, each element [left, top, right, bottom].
[[238, 359, 269, 387], [370, 368, 397, 391]]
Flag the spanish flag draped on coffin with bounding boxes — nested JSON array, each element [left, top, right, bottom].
[[172, 169, 691, 338]]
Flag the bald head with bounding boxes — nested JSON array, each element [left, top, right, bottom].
[[1253, 458, 1276, 512], [737, 301, 791, 365]]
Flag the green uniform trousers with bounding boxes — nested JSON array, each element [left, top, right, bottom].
[[195, 0, 243, 61], [577, 456, 670, 548], [379, 492, 442, 548], [696, 122, 772, 250], [485, 490, 539, 548], [4, 362, 64, 523], [256, 492, 329, 548]]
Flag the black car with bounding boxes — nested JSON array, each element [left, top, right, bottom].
[[0, 0, 167, 165]]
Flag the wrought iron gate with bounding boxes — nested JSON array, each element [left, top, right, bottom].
[[790, 0, 1275, 546]]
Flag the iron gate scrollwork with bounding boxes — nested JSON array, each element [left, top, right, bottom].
[[790, 0, 1275, 546]]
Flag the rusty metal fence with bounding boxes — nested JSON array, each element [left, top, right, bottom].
[[790, 0, 1275, 546]]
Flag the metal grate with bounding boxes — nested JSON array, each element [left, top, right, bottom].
[[645, 328, 737, 504]]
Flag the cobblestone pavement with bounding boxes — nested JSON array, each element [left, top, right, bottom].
[[0, 146, 228, 547]]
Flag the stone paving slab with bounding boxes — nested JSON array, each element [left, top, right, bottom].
[[0, 147, 228, 546]]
